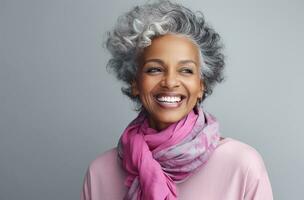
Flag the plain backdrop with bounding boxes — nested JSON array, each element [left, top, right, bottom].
[[1, 0, 303, 199]]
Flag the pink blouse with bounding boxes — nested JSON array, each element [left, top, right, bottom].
[[81, 138, 273, 200]]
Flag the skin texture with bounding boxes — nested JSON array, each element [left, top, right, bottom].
[[132, 34, 204, 131]]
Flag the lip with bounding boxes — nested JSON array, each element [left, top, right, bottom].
[[153, 92, 186, 109]]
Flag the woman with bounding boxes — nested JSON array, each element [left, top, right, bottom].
[[81, 1, 273, 199]]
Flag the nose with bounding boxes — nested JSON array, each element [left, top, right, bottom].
[[160, 70, 180, 89]]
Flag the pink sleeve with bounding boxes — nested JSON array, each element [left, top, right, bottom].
[[244, 152, 273, 200], [80, 149, 126, 200], [81, 168, 91, 200]]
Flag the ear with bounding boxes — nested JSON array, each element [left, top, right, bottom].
[[131, 80, 139, 97], [198, 79, 205, 99]]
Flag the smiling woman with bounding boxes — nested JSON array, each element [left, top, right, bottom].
[[133, 34, 204, 131], [81, 0, 273, 200]]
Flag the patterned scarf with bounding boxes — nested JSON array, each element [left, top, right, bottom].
[[117, 107, 220, 200]]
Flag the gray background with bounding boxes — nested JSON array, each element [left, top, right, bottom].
[[1, 0, 303, 199]]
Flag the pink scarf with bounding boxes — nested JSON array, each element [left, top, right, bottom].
[[117, 107, 220, 200]]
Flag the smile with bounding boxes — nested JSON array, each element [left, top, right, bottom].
[[154, 94, 186, 108], [157, 96, 181, 103]]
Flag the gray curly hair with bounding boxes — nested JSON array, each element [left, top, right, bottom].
[[106, 0, 225, 109]]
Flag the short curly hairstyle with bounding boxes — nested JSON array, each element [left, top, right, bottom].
[[106, 0, 225, 109]]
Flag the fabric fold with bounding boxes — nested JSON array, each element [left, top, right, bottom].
[[117, 107, 220, 200]]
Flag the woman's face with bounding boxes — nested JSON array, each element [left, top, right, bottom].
[[132, 34, 204, 131]]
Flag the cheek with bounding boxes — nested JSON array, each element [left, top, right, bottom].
[[186, 79, 202, 94], [139, 77, 160, 93]]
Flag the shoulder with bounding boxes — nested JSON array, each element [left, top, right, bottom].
[[214, 138, 268, 177], [216, 138, 273, 198], [90, 148, 118, 166], [82, 148, 128, 199], [87, 148, 120, 176]]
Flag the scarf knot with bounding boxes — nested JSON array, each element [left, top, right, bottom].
[[118, 108, 220, 200]]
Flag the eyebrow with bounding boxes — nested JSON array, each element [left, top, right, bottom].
[[143, 59, 198, 66]]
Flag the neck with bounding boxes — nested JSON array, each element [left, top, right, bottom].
[[148, 117, 171, 132]]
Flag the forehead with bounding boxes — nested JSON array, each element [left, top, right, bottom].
[[141, 34, 200, 63]]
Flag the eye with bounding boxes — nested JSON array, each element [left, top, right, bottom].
[[180, 67, 194, 74], [145, 67, 162, 74]]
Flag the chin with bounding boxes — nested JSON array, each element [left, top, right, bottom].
[[154, 112, 187, 125]]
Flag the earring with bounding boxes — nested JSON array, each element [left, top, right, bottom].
[[196, 89, 207, 105], [195, 96, 202, 110]]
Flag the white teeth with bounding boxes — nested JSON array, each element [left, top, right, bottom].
[[157, 96, 181, 103]]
